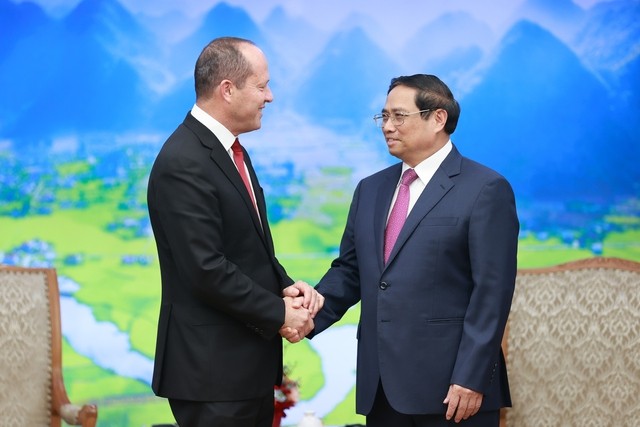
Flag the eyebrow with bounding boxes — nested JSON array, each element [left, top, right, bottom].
[[248, 80, 269, 88], [381, 108, 408, 114]]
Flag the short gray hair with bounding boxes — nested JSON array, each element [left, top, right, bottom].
[[194, 37, 256, 99]]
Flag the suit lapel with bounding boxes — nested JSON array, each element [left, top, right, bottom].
[[384, 147, 462, 267], [243, 149, 273, 245], [183, 114, 268, 247]]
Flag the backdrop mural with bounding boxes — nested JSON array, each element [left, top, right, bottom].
[[1, 0, 638, 425]]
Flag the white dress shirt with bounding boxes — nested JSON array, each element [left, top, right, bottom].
[[387, 140, 453, 222], [191, 104, 260, 219]]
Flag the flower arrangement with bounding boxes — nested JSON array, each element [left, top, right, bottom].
[[273, 368, 299, 427]]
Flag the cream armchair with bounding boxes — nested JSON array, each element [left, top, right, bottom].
[[0, 265, 98, 426], [501, 257, 640, 426]]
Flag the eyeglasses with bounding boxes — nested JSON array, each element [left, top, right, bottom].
[[373, 109, 433, 128]]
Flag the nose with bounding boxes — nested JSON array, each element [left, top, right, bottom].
[[382, 119, 396, 132], [265, 86, 274, 103]]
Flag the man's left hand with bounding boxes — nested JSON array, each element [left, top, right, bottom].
[[443, 384, 483, 423]]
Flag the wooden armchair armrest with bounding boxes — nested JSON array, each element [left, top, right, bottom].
[[49, 267, 98, 427], [52, 363, 98, 427], [52, 367, 98, 426], [59, 403, 98, 427]]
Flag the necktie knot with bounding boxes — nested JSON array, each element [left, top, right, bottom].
[[231, 138, 242, 153], [401, 168, 418, 186]]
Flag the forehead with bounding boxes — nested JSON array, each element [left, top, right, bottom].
[[241, 44, 269, 81], [384, 85, 418, 110]]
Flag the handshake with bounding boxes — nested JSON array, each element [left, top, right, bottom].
[[279, 280, 324, 343]]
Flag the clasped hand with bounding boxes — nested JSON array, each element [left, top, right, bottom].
[[279, 280, 324, 343]]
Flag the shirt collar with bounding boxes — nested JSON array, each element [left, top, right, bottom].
[[191, 104, 236, 152], [402, 140, 453, 183]]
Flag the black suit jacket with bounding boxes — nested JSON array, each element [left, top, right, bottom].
[[147, 112, 293, 401]]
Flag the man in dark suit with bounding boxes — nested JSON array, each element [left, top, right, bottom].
[[147, 37, 322, 427], [309, 74, 519, 426]]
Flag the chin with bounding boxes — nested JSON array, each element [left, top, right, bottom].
[[245, 122, 261, 133], [387, 147, 403, 160]]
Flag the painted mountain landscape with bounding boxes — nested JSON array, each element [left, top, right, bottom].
[[1, 0, 638, 425]]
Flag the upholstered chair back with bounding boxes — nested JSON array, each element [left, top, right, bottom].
[[502, 257, 640, 426], [0, 266, 97, 427], [0, 268, 53, 425]]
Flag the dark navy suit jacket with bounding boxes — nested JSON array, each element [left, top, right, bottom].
[[312, 144, 519, 415]]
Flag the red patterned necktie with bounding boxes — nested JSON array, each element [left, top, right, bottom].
[[384, 168, 418, 263], [231, 138, 258, 212]]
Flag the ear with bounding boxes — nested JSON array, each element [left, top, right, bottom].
[[219, 79, 234, 102], [433, 108, 448, 132]]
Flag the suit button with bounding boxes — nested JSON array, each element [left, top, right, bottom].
[[379, 282, 389, 290]]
